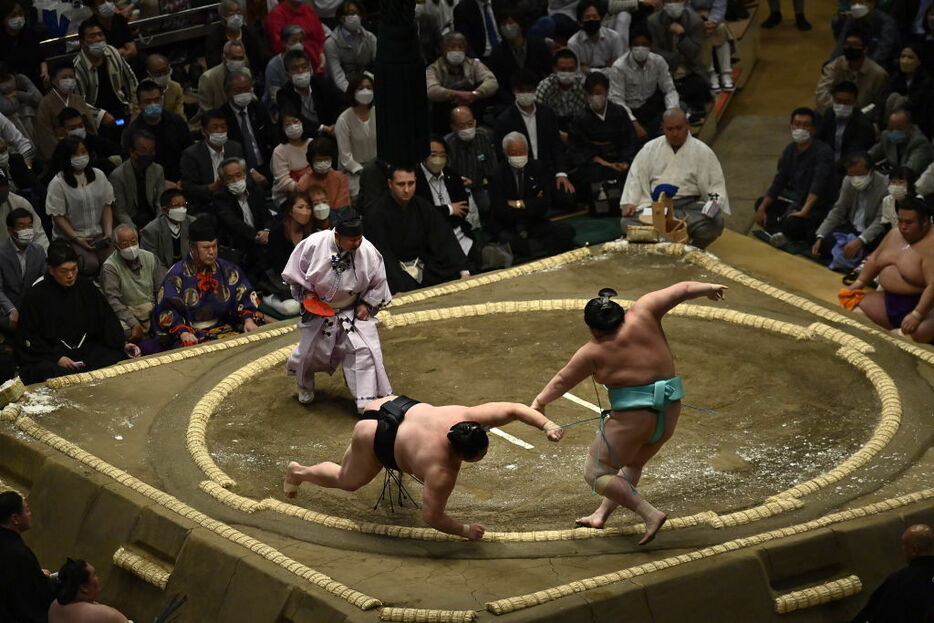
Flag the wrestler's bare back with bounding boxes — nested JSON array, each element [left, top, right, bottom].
[[873, 226, 934, 295]]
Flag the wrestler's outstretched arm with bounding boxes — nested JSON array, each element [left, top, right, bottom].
[[422, 465, 485, 540], [636, 281, 728, 318], [464, 402, 564, 441], [531, 346, 593, 417]]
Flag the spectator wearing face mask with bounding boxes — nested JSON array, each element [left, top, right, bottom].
[[880, 45, 933, 140], [0, 208, 45, 336], [54, 106, 121, 178], [179, 111, 245, 214], [647, 0, 711, 121], [83, 0, 137, 61], [206, 0, 270, 72], [868, 109, 934, 176], [815, 81, 876, 178], [72, 18, 138, 131], [426, 31, 499, 134], [535, 48, 588, 134], [264, 190, 313, 317], [829, 0, 899, 68], [882, 166, 917, 226], [569, 0, 626, 75], [277, 49, 347, 140], [297, 136, 350, 210], [143, 54, 185, 121], [110, 130, 165, 229], [0, 1, 47, 90], [141, 189, 196, 269], [36, 63, 98, 162], [121, 80, 191, 184], [815, 30, 889, 114], [0, 170, 46, 249], [265, 24, 306, 109], [485, 7, 552, 108], [198, 40, 254, 115], [219, 70, 276, 185], [266, 0, 328, 75], [334, 74, 376, 199], [445, 105, 498, 216], [272, 109, 313, 207], [324, 0, 377, 92]]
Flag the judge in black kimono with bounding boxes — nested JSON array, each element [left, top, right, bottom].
[[489, 132, 576, 260], [16, 240, 140, 384], [364, 166, 470, 294]]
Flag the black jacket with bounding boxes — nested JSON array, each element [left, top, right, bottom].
[[275, 79, 346, 137], [815, 108, 877, 165], [493, 102, 567, 179], [179, 139, 246, 213], [488, 158, 551, 231], [452, 0, 509, 59], [0, 527, 54, 623], [486, 36, 553, 104], [414, 164, 471, 233], [215, 101, 276, 169], [211, 181, 271, 251]]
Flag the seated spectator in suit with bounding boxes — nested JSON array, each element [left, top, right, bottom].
[[494, 69, 575, 213], [266, 0, 327, 75], [205, 0, 270, 73], [121, 80, 191, 183], [647, 0, 710, 121], [365, 165, 470, 293], [452, 0, 508, 60], [212, 157, 271, 273], [0, 491, 55, 623], [264, 191, 313, 317], [445, 105, 499, 218], [36, 63, 98, 162], [0, 207, 44, 335], [110, 130, 164, 228], [141, 189, 195, 270], [426, 31, 500, 133], [608, 29, 680, 140], [335, 74, 377, 200], [815, 81, 877, 182], [0, 171, 47, 250], [568, 0, 625, 75], [568, 72, 638, 197], [101, 224, 165, 350], [0, 136, 36, 196], [486, 7, 553, 108], [198, 40, 253, 116], [296, 136, 351, 210], [755, 107, 836, 247], [57, 107, 121, 178], [16, 240, 139, 384], [272, 108, 312, 207], [152, 216, 263, 347], [219, 71, 276, 183], [48, 558, 130, 623], [535, 48, 588, 135], [811, 152, 888, 267], [180, 110, 246, 214], [142, 54, 185, 122], [868, 109, 934, 175], [264, 25, 305, 110], [489, 131, 575, 260], [415, 135, 479, 265], [277, 50, 346, 139], [619, 108, 728, 249], [45, 136, 116, 277], [829, 0, 899, 69], [324, 0, 377, 92], [815, 29, 889, 114], [881, 45, 934, 140]]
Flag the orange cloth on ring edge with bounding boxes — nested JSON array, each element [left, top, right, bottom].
[[838, 288, 865, 311]]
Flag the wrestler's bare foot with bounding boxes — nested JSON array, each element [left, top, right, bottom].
[[574, 512, 607, 529], [638, 511, 667, 546], [283, 461, 303, 498]]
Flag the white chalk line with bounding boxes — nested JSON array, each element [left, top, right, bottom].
[[489, 427, 534, 449], [561, 392, 603, 414]]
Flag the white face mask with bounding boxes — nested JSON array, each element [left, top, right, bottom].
[[508, 155, 527, 169], [500, 23, 519, 40], [226, 59, 246, 73], [664, 1, 685, 18], [832, 103, 853, 119], [225, 13, 244, 30], [446, 50, 465, 66], [849, 173, 871, 191], [118, 244, 140, 261], [6, 16, 25, 31], [342, 14, 361, 31], [57, 77, 77, 93], [71, 155, 90, 171], [887, 184, 907, 200], [850, 3, 869, 18], [208, 131, 228, 147], [227, 179, 247, 195], [87, 41, 107, 57], [0, 152, 8, 167], [515, 92, 536, 107], [414, 2, 426, 16], [168, 206, 187, 222], [557, 71, 576, 86], [630, 46, 650, 63], [232, 92, 253, 108], [291, 71, 311, 89], [15, 228, 33, 244], [426, 155, 447, 174], [589, 94, 607, 111], [98, 1, 115, 17], [284, 122, 304, 139], [288, 41, 305, 52], [68, 127, 87, 139], [457, 126, 476, 141], [150, 73, 171, 88], [355, 88, 374, 105], [313, 203, 331, 220], [791, 128, 811, 143], [313, 159, 332, 175]]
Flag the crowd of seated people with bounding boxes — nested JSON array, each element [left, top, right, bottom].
[[0, 0, 932, 385]]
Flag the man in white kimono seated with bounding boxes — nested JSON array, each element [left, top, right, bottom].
[[618, 108, 729, 249], [282, 208, 393, 412]]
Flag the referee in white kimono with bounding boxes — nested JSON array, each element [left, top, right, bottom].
[[618, 108, 729, 249], [282, 208, 393, 412]]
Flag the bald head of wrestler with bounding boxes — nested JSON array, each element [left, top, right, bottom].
[[901, 523, 934, 562]]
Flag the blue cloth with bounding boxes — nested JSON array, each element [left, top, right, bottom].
[[828, 232, 866, 272], [606, 376, 684, 443], [651, 184, 680, 201]]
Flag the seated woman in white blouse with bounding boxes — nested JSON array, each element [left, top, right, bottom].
[[45, 135, 115, 276], [334, 73, 376, 201], [271, 108, 313, 208]]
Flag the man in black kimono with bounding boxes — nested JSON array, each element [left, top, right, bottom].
[[365, 166, 470, 293], [16, 240, 139, 384], [0, 491, 54, 623]]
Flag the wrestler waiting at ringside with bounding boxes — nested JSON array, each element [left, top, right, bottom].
[[282, 208, 393, 411], [283, 396, 564, 539], [531, 282, 727, 545]]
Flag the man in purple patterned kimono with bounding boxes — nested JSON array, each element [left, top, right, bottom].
[[282, 209, 393, 412]]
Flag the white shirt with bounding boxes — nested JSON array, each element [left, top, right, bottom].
[[517, 103, 539, 159], [209, 144, 225, 182], [46, 168, 116, 238], [477, 0, 500, 57], [620, 134, 731, 214], [420, 163, 453, 209], [568, 27, 625, 73], [608, 51, 679, 116], [237, 194, 254, 228]]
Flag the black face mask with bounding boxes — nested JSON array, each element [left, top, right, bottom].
[[581, 19, 601, 35], [842, 47, 864, 61]]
